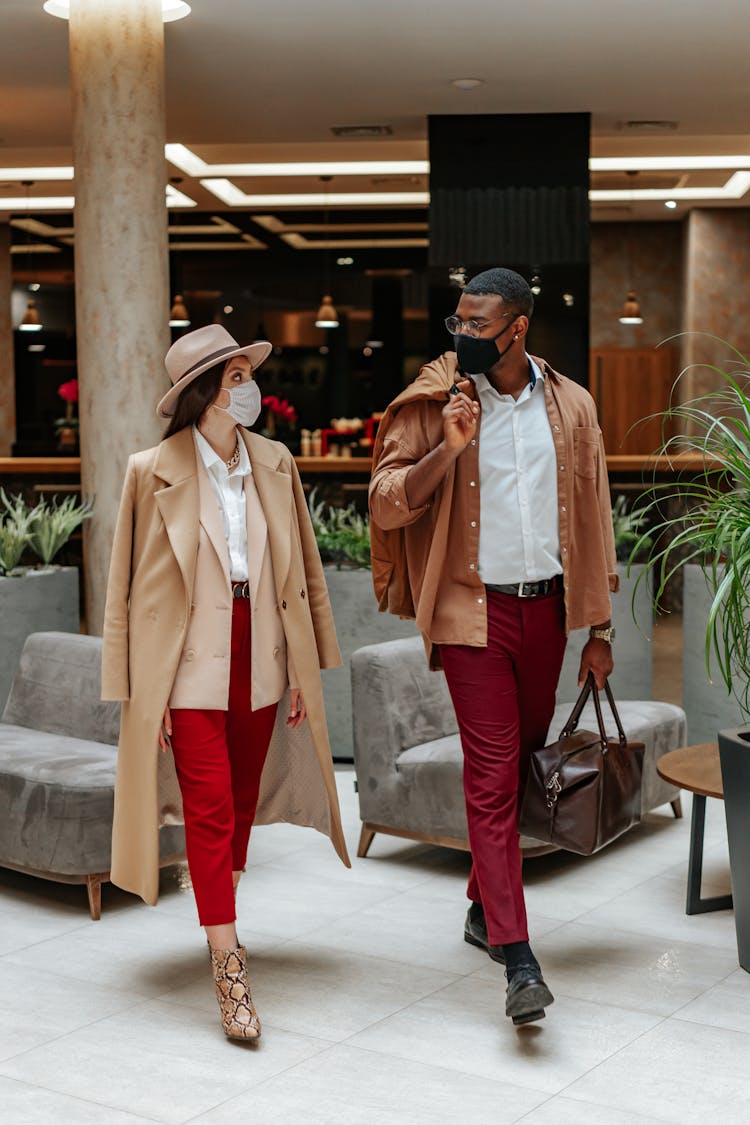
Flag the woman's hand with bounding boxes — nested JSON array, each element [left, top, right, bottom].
[[287, 688, 307, 730], [159, 705, 172, 752]]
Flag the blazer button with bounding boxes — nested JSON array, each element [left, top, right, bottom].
[[185, 649, 195, 662], [300, 589, 306, 599], [281, 600, 287, 610], [273, 646, 280, 658]]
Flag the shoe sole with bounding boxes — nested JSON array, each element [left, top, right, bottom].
[[512, 1008, 546, 1026], [506, 981, 555, 1022], [463, 929, 506, 965]]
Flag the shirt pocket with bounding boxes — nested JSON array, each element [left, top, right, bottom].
[[573, 426, 600, 479]]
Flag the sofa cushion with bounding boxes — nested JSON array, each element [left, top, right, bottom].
[[0, 724, 118, 875], [1, 632, 120, 746]]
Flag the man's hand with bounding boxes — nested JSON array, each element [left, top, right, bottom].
[[442, 379, 479, 452], [577, 637, 613, 690]]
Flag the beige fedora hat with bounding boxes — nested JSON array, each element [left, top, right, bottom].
[[157, 324, 272, 418]]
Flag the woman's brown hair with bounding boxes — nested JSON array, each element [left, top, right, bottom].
[[162, 361, 226, 439]]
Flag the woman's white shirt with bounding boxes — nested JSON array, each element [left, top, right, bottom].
[[193, 425, 249, 581]]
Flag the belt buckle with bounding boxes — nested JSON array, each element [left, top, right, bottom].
[[517, 581, 530, 598]]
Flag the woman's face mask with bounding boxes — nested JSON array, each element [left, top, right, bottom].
[[212, 379, 261, 428]]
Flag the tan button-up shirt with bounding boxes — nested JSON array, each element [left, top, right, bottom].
[[369, 352, 618, 669]]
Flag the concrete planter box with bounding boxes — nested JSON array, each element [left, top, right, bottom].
[[718, 728, 750, 973], [558, 563, 653, 702], [322, 566, 417, 760], [0, 567, 80, 712], [683, 564, 744, 744]]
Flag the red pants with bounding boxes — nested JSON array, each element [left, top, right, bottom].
[[170, 599, 278, 926], [440, 589, 567, 946]]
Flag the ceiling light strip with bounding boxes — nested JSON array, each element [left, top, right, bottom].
[[201, 180, 429, 207]]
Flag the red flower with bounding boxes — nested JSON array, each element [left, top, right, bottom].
[[58, 379, 79, 404]]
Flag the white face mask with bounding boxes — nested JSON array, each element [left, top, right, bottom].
[[212, 379, 261, 428]]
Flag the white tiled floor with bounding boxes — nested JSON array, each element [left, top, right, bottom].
[[0, 773, 747, 1125]]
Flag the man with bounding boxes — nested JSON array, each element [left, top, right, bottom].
[[369, 267, 617, 1026]]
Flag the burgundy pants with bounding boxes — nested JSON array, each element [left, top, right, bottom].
[[170, 599, 278, 926], [440, 588, 567, 946]]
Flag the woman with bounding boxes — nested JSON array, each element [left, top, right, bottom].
[[102, 324, 350, 1041]]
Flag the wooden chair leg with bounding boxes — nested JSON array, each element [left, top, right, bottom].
[[357, 824, 376, 858], [671, 796, 683, 820], [86, 873, 102, 920]]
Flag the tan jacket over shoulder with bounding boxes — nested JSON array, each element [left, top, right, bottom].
[[369, 352, 618, 669], [102, 426, 349, 907]]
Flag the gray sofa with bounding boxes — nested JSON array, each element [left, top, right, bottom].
[[352, 636, 686, 859], [0, 632, 185, 919]]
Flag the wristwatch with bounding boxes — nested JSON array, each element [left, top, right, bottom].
[[589, 626, 616, 644]]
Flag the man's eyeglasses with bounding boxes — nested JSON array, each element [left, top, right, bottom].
[[444, 312, 516, 338]]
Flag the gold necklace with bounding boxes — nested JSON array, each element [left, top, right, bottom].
[[226, 441, 240, 472]]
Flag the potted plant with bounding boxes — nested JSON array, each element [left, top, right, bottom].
[[0, 489, 94, 710], [632, 353, 750, 970], [54, 378, 80, 453], [261, 394, 299, 453], [308, 490, 416, 760]]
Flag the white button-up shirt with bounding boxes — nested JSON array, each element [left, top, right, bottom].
[[193, 426, 250, 581], [471, 357, 562, 584]]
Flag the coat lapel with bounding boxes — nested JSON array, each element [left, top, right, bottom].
[[195, 450, 231, 585], [152, 429, 200, 599], [242, 431, 292, 594], [244, 474, 267, 599]]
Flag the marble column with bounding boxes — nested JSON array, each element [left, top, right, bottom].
[[681, 209, 750, 401], [69, 0, 169, 631], [0, 224, 15, 456]]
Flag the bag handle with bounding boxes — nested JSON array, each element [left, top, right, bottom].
[[561, 672, 628, 748]]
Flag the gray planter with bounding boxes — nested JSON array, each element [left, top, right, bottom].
[[0, 567, 80, 713], [322, 566, 417, 760], [558, 563, 653, 702], [718, 728, 750, 973], [683, 565, 744, 744]]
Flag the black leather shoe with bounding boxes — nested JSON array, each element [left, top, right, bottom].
[[505, 964, 554, 1026], [463, 903, 505, 964]]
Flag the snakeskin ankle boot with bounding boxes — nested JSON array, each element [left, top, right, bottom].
[[209, 945, 261, 1040]]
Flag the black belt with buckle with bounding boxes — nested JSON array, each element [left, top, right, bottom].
[[231, 581, 250, 599], [485, 575, 563, 598]]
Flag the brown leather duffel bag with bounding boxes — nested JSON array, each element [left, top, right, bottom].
[[519, 673, 645, 855]]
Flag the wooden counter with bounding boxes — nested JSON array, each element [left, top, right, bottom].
[[0, 453, 723, 478]]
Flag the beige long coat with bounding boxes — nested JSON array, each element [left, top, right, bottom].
[[102, 426, 350, 906]]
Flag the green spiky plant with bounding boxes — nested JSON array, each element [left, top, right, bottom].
[[632, 344, 750, 717], [0, 489, 37, 575], [308, 488, 371, 569], [28, 494, 95, 566], [612, 494, 653, 563]]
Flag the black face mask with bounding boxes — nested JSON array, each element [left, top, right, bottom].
[[453, 317, 518, 374]]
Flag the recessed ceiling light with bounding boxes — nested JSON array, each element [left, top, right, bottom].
[[223, 305, 234, 314], [451, 78, 484, 91], [28, 344, 46, 352], [29, 282, 41, 291], [665, 200, 678, 209], [44, 0, 191, 20], [337, 256, 354, 266]]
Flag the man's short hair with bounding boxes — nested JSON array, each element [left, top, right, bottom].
[[464, 268, 534, 319]]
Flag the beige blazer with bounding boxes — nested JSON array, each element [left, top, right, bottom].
[[102, 427, 350, 906]]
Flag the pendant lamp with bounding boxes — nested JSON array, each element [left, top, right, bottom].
[[619, 290, 643, 325], [169, 294, 191, 327], [19, 299, 43, 332], [315, 295, 339, 329], [315, 176, 339, 328]]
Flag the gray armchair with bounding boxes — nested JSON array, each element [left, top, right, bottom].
[[0, 631, 185, 918], [352, 636, 685, 859]]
